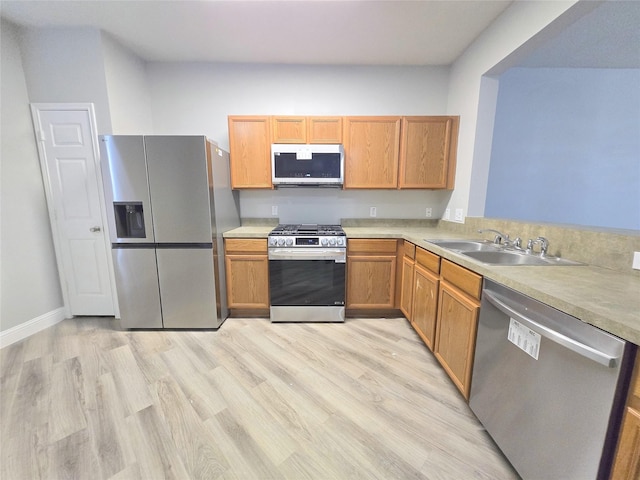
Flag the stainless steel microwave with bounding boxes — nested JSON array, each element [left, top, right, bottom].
[[271, 144, 344, 187]]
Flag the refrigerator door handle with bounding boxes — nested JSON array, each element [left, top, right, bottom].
[[484, 290, 619, 368]]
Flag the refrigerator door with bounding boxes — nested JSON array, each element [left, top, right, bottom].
[[99, 136, 154, 243], [144, 136, 212, 244], [112, 248, 162, 328], [207, 142, 240, 320], [156, 248, 219, 328]]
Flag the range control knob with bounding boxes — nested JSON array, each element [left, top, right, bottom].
[[321, 238, 329, 246], [268, 237, 276, 246], [277, 238, 285, 246], [337, 238, 345, 246], [329, 238, 336, 246], [286, 238, 294, 246]]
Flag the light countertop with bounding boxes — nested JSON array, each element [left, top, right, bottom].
[[224, 225, 640, 345]]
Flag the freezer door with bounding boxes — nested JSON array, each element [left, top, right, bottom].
[[144, 136, 212, 243], [156, 248, 219, 328], [99, 136, 154, 243], [112, 248, 162, 328]]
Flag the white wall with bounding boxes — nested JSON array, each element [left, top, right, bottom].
[[446, 0, 581, 219], [147, 62, 453, 221], [19, 26, 113, 134], [0, 20, 63, 332], [101, 32, 154, 134]]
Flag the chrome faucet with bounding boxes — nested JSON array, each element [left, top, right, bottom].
[[527, 236, 549, 256], [512, 237, 523, 250], [478, 229, 509, 245]]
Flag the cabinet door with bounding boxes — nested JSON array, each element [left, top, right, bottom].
[[308, 117, 343, 143], [400, 255, 415, 319], [346, 255, 397, 309], [228, 116, 272, 188], [399, 116, 459, 189], [344, 116, 401, 189], [611, 407, 640, 480], [412, 264, 439, 351], [272, 116, 307, 143], [434, 281, 479, 400], [225, 254, 269, 309]]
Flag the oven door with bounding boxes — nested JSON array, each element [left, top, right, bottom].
[[268, 248, 346, 308]]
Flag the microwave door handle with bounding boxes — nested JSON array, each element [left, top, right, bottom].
[[483, 291, 619, 368]]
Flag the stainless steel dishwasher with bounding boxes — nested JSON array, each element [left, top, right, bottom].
[[469, 279, 635, 480]]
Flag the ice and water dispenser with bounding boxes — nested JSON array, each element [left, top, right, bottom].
[[113, 202, 146, 238]]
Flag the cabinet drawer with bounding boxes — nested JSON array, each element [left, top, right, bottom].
[[403, 240, 416, 259], [348, 239, 398, 255], [416, 247, 440, 275], [225, 238, 267, 254], [440, 259, 482, 300]]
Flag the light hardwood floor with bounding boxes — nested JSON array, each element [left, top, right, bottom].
[[1, 317, 519, 479]]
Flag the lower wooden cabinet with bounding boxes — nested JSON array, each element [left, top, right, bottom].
[[412, 262, 440, 351], [399, 241, 416, 319], [224, 238, 269, 312], [346, 239, 398, 310], [611, 351, 640, 479], [434, 259, 482, 400]]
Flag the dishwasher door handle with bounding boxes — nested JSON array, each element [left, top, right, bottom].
[[484, 291, 619, 368]]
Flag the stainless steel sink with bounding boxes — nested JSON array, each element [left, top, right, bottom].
[[425, 239, 583, 266], [461, 250, 583, 266], [425, 239, 501, 252]]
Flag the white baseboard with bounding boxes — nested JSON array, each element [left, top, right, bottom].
[[0, 307, 67, 349]]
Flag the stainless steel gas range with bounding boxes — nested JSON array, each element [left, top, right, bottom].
[[268, 224, 346, 323]]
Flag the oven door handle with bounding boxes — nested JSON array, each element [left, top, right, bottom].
[[268, 248, 346, 262]]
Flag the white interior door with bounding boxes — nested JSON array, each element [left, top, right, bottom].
[[31, 104, 115, 316]]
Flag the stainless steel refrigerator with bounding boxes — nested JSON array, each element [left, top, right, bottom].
[[99, 135, 240, 329]]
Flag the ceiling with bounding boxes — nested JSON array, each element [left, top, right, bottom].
[[1, 0, 513, 65], [1, 0, 638, 68]]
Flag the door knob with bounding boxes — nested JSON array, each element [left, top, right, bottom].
[[90, 226, 101, 232]]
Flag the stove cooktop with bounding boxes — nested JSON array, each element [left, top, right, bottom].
[[268, 224, 346, 248], [269, 224, 346, 236]]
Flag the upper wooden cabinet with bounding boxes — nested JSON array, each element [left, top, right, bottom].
[[308, 117, 343, 143], [272, 116, 307, 143], [399, 116, 459, 190], [228, 116, 272, 189], [271, 116, 343, 144], [344, 116, 401, 189]]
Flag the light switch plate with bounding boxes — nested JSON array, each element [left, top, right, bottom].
[[633, 252, 640, 270], [370, 206, 377, 217], [454, 208, 464, 222], [271, 205, 278, 216], [425, 207, 432, 218]]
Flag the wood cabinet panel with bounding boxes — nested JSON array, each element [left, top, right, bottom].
[[434, 281, 479, 400], [412, 264, 439, 351], [415, 247, 439, 274], [225, 238, 267, 254], [308, 117, 343, 143], [228, 116, 272, 189], [400, 255, 415, 319], [225, 238, 269, 310], [612, 351, 640, 479], [399, 116, 459, 189], [346, 255, 396, 309], [272, 116, 307, 143], [441, 259, 482, 300], [348, 238, 398, 255], [344, 116, 401, 189]]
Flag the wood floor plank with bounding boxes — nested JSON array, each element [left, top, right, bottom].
[[0, 316, 519, 479], [104, 344, 154, 416], [154, 375, 230, 479]]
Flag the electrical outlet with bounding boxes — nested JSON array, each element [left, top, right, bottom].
[[444, 208, 450, 220], [455, 208, 464, 222], [633, 252, 640, 270], [271, 205, 278, 216], [425, 207, 432, 218], [370, 206, 377, 217]]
